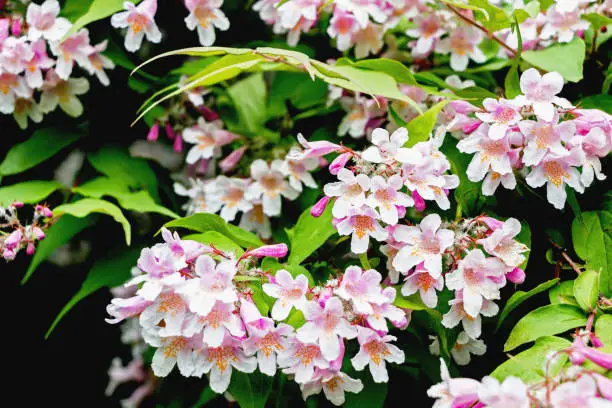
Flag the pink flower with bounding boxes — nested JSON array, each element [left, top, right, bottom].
[[541, 5, 590, 43], [246, 159, 299, 217], [300, 370, 364, 406], [351, 327, 404, 383], [139, 291, 188, 337], [327, 8, 360, 52], [324, 168, 371, 219], [288, 133, 342, 160], [366, 174, 414, 225], [478, 218, 528, 268], [0, 72, 31, 114], [85, 40, 115, 86], [182, 301, 245, 346], [550, 375, 608, 407], [445, 249, 508, 317], [525, 153, 584, 209], [23, 39, 54, 89], [568, 126, 611, 187], [192, 337, 257, 392], [338, 94, 386, 138], [279, 151, 318, 192], [392, 214, 454, 277], [0, 36, 34, 75], [26, 0, 72, 42], [427, 359, 480, 408], [513, 68, 572, 122], [206, 176, 253, 222], [362, 127, 418, 164], [311, 196, 330, 217], [478, 376, 530, 408], [334, 266, 387, 314], [296, 297, 357, 360], [278, 339, 329, 384], [335, 205, 388, 254], [352, 22, 385, 59], [111, 0, 162, 52], [219, 146, 247, 173], [405, 14, 445, 57], [476, 98, 522, 140], [243, 243, 288, 259], [450, 332, 486, 366], [182, 118, 234, 164], [177, 256, 238, 317], [366, 286, 406, 331], [105, 357, 146, 397], [263, 269, 309, 320], [567, 337, 612, 369], [50, 28, 92, 80], [401, 262, 444, 308], [105, 295, 153, 324], [184, 0, 230, 46], [442, 291, 499, 339], [519, 117, 575, 167], [435, 26, 486, 72]]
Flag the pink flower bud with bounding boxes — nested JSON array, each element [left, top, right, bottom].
[[246, 244, 288, 259], [412, 191, 426, 212], [396, 205, 406, 219], [506, 267, 525, 284], [199, 106, 219, 121], [311, 196, 330, 217], [35, 204, 53, 218], [594, 374, 612, 400], [329, 152, 352, 175], [147, 124, 159, 142], [11, 16, 22, 36], [173, 132, 183, 152], [590, 333, 604, 348], [5, 229, 22, 250], [32, 226, 45, 241], [26, 242, 36, 255], [164, 123, 175, 140], [569, 337, 612, 369], [12, 201, 24, 208], [318, 157, 328, 167], [479, 216, 504, 231], [291, 134, 341, 160], [462, 120, 482, 134], [219, 146, 247, 173], [3, 248, 15, 261], [215, 130, 239, 146]]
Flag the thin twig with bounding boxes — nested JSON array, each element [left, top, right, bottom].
[[549, 239, 582, 275], [446, 4, 517, 56]]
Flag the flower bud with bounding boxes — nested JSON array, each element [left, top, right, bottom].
[[329, 152, 352, 175], [164, 123, 175, 140], [5, 228, 22, 250], [412, 191, 426, 212], [12, 201, 24, 209], [199, 106, 219, 121], [173, 132, 183, 152], [245, 244, 288, 259], [26, 242, 36, 255], [219, 146, 247, 173], [11, 16, 22, 36], [147, 123, 159, 142], [506, 267, 525, 284], [311, 196, 330, 217]]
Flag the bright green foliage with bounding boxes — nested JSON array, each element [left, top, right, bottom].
[[0, 180, 64, 206]]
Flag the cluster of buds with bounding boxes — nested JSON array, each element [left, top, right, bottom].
[[428, 326, 612, 406], [0, 0, 115, 128], [298, 126, 459, 254], [0, 201, 52, 261], [106, 229, 410, 405], [253, 1, 607, 68], [110, 0, 230, 51], [447, 68, 612, 209]]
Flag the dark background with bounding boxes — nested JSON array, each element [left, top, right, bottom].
[[4, 1, 611, 407]]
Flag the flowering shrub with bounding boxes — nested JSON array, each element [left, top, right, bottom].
[[2, 0, 611, 407]]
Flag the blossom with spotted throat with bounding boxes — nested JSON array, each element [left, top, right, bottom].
[[350, 327, 405, 383], [263, 269, 309, 321], [335, 205, 388, 254], [111, 0, 162, 52]]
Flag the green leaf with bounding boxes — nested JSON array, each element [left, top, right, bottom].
[[579, 94, 612, 115], [468, 0, 512, 32], [572, 211, 612, 296], [184, 232, 244, 255], [595, 314, 612, 346], [393, 290, 428, 310], [193, 386, 218, 408], [286, 203, 336, 265], [350, 58, 417, 85], [268, 72, 327, 117], [53, 198, 131, 245], [164, 213, 263, 249], [492, 336, 570, 383], [22, 215, 94, 284], [227, 73, 267, 134], [64, 0, 142, 37], [88, 146, 160, 202], [504, 304, 587, 351], [549, 281, 579, 306], [582, 13, 612, 30], [0, 180, 64, 206], [227, 371, 273, 408], [405, 101, 449, 147], [0, 128, 79, 176], [573, 270, 600, 311], [45, 247, 141, 338], [521, 37, 585, 82], [496, 278, 560, 329]]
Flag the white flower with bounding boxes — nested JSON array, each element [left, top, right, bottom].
[[392, 214, 454, 277], [513, 68, 572, 122], [139, 291, 188, 337], [451, 331, 486, 366], [26, 0, 72, 42], [184, 0, 230, 46], [279, 150, 318, 192], [435, 26, 486, 72], [366, 175, 414, 225], [182, 301, 245, 347], [263, 269, 309, 321], [246, 159, 299, 217], [351, 327, 404, 383], [0, 73, 31, 114], [336, 205, 388, 254], [401, 262, 444, 308], [300, 370, 364, 406], [39, 69, 90, 117], [525, 154, 584, 210], [362, 127, 418, 163], [478, 375, 530, 408], [479, 218, 528, 267], [334, 266, 387, 314], [324, 168, 371, 219], [148, 334, 197, 377], [206, 176, 253, 222], [239, 203, 272, 239], [442, 292, 499, 339], [278, 339, 330, 384], [296, 297, 357, 361], [111, 0, 162, 52]]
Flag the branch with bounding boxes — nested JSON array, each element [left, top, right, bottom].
[[549, 239, 582, 275]]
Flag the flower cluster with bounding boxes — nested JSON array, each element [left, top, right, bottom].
[[106, 229, 410, 405], [253, 1, 604, 69], [0, 0, 114, 128], [449, 68, 612, 209], [301, 126, 459, 254], [428, 329, 612, 406], [110, 0, 230, 51], [0, 201, 53, 261]]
